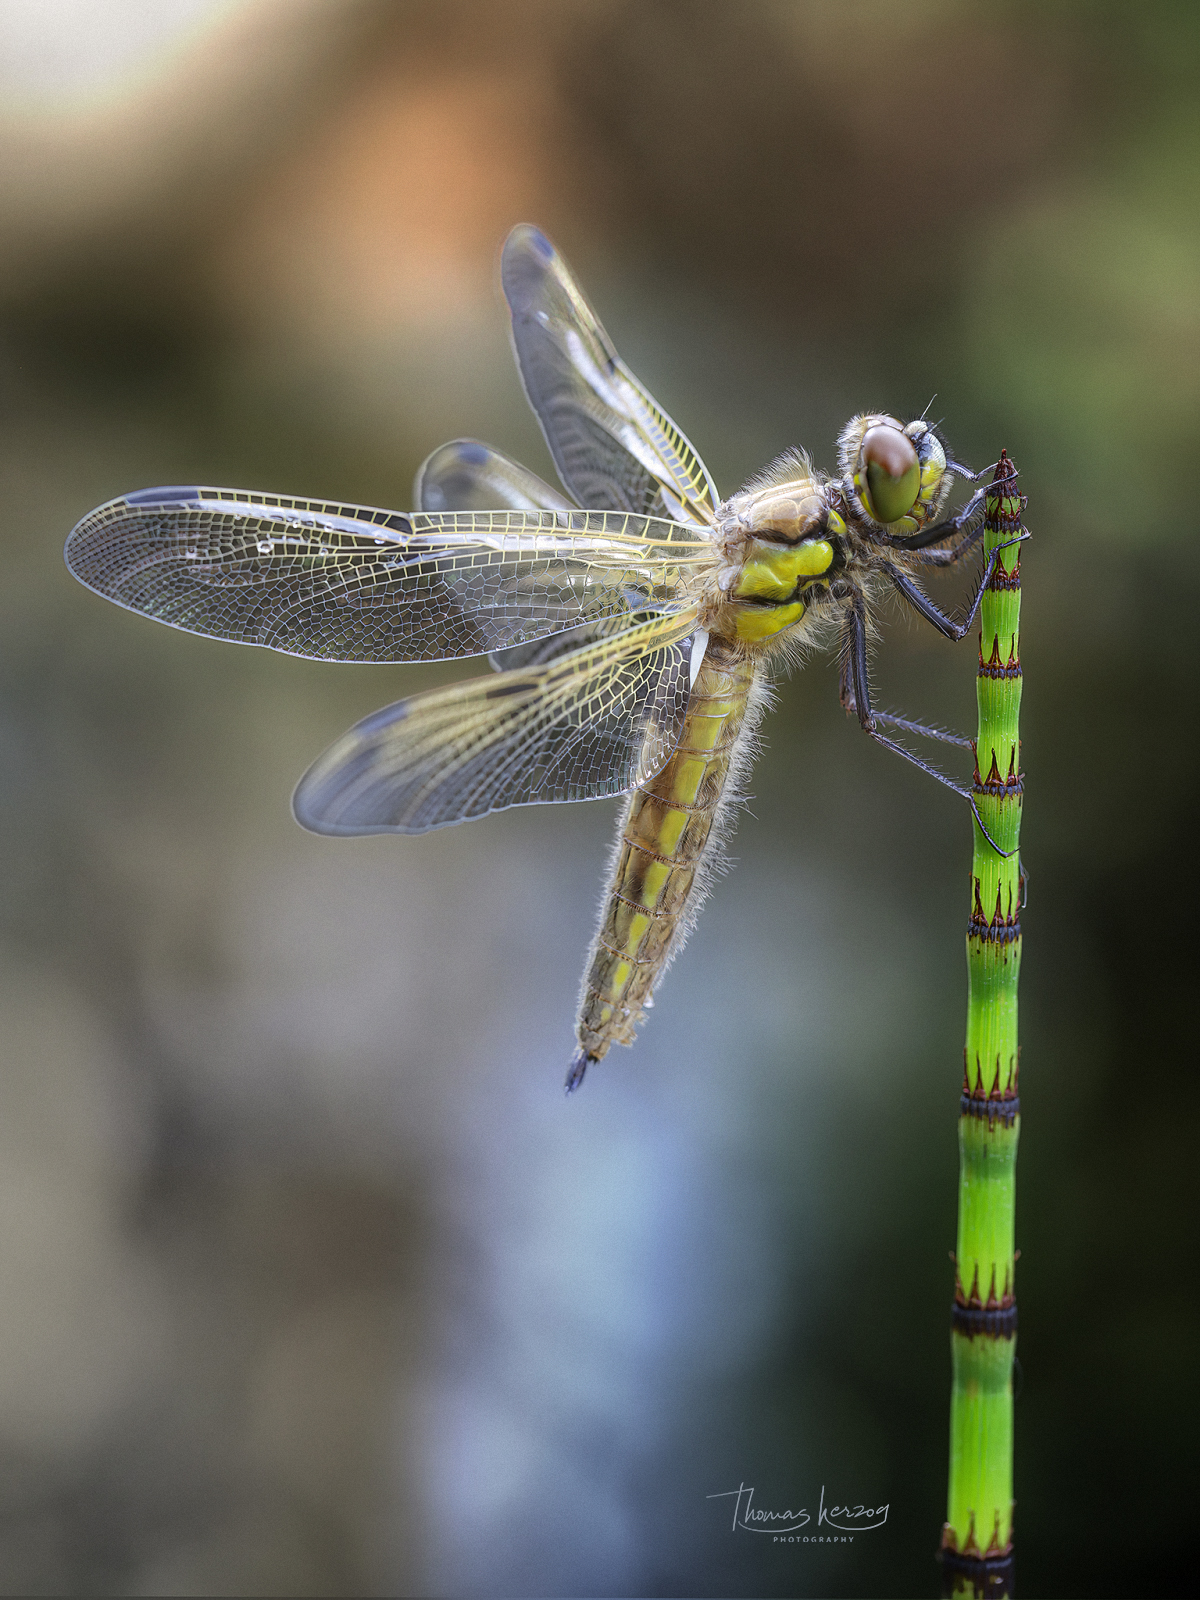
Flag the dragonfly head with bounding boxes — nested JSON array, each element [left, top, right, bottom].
[[837, 413, 952, 537]]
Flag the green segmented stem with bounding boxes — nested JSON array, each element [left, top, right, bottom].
[[942, 454, 1025, 1598]]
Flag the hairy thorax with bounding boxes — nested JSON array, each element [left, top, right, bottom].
[[706, 460, 843, 648]]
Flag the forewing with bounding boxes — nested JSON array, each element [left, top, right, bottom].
[[64, 485, 711, 664], [413, 441, 590, 670], [414, 438, 574, 513], [292, 608, 701, 834], [502, 225, 719, 525], [485, 620, 605, 674]]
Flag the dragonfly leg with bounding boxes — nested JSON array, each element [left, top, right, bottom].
[[840, 637, 971, 747], [839, 601, 1017, 857], [912, 520, 985, 568], [841, 599, 966, 790], [887, 463, 1023, 556], [839, 599, 966, 744], [883, 533, 1029, 642], [871, 709, 972, 749]]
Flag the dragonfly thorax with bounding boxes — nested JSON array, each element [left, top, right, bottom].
[[710, 472, 840, 644], [719, 471, 830, 548], [716, 461, 838, 581]]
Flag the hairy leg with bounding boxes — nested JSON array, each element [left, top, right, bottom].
[[838, 600, 1016, 857]]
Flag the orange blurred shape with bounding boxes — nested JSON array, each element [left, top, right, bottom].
[[221, 63, 563, 335]]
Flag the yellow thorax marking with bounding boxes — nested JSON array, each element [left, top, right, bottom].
[[734, 538, 834, 602], [734, 599, 807, 643]]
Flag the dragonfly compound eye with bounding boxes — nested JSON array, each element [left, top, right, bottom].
[[860, 425, 920, 525]]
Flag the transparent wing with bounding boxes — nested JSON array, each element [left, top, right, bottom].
[[502, 224, 720, 525], [485, 621, 603, 674], [413, 439, 626, 674], [64, 484, 713, 664], [292, 607, 702, 834], [414, 438, 575, 513]]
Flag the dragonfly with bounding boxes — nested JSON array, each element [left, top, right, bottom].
[[65, 224, 1023, 1091]]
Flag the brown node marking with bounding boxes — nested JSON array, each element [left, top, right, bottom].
[[986, 454, 1024, 535], [998, 1052, 1019, 1097], [961, 1090, 1019, 1128], [984, 1510, 1008, 1559], [982, 749, 1022, 792], [952, 1300, 1018, 1339], [938, 1544, 1015, 1596], [989, 500, 1024, 535], [972, 1054, 985, 1097], [986, 554, 1022, 592], [978, 634, 1023, 679], [968, 879, 1022, 945], [954, 1252, 1017, 1315], [972, 748, 1023, 799], [961, 1052, 1021, 1118], [968, 912, 1021, 946], [995, 889, 1021, 942], [984, 1264, 1016, 1314]]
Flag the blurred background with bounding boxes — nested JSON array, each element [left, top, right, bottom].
[[0, 1, 1196, 1594]]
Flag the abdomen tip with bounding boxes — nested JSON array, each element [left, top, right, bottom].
[[564, 1050, 591, 1094]]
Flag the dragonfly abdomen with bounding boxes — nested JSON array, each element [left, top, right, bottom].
[[569, 640, 761, 1086]]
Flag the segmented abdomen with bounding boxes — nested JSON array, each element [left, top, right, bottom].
[[570, 638, 758, 1081]]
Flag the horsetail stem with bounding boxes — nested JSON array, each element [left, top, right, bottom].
[[941, 453, 1025, 1599]]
